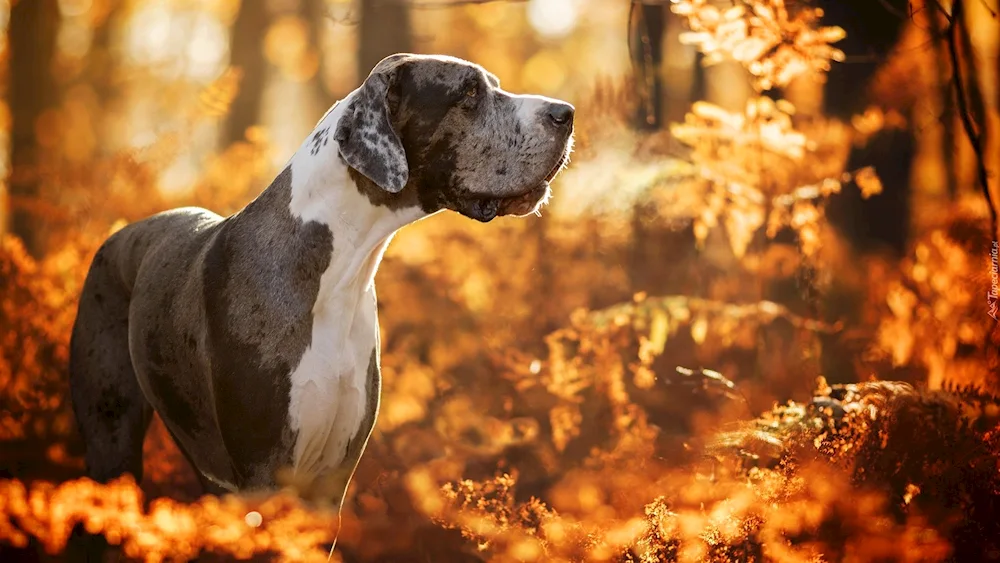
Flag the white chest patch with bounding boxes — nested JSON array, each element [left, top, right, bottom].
[[286, 275, 378, 485], [281, 102, 430, 494]]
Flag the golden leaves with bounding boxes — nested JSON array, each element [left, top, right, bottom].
[[789, 200, 821, 256], [854, 166, 884, 199], [671, 98, 808, 163], [690, 314, 709, 344], [670, 98, 817, 257], [882, 282, 918, 366], [379, 361, 438, 432], [424, 379, 964, 563], [724, 201, 765, 258], [0, 236, 77, 441], [850, 106, 907, 146], [536, 293, 841, 461], [873, 216, 994, 390], [0, 476, 341, 561], [671, 0, 846, 90], [668, 85, 884, 258], [550, 403, 582, 452], [647, 308, 670, 357]]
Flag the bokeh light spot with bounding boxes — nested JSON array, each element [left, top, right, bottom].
[[521, 51, 567, 94], [186, 16, 228, 81], [57, 0, 93, 18], [527, 0, 579, 39], [264, 15, 318, 82]]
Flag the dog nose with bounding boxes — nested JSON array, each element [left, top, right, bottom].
[[546, 102, 574, 127]]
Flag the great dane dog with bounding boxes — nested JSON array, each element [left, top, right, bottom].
[[68, 53, 574, 521]]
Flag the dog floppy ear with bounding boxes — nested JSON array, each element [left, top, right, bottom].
[[334, 67, 408, 194]]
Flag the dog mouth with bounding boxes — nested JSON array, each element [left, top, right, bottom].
[[496, 151, 569, 216], [543, 151, 570, 184], [495, 184, 550, 218], [456, 150, 571, 223]]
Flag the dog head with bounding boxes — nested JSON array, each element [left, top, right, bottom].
[[334, 53, 574, 221]]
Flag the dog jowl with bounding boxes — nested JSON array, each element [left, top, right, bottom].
[[68, 53, 574, 519]]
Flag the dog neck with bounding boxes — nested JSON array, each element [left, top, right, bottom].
[[284, 91, 431, 295]]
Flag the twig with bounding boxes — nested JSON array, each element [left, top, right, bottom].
[[875, 0, 912, 20], [976, 0, 998, 18]]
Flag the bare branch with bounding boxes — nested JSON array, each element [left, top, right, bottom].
[[945, 0, 998, 237], [976, 0, 998, 18], [875, 0, 912, 20]]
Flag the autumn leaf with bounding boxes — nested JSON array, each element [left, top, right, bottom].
[[854, 166, 884, 199]]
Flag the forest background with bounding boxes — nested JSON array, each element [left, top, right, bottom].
[[1, 0, 999, 561]]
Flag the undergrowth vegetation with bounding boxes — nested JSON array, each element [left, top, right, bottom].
[[1, 1, 998, 561]]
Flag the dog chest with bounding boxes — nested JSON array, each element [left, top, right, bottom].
[[286, 287, 378, 483]]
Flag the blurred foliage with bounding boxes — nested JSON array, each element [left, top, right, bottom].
[[1, 0, 999, 562], [873, 199, 1000, 390]]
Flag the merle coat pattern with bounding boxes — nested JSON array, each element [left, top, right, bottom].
[[69, 54, 575, 520]]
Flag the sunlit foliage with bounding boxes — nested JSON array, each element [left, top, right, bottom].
[[0, 476, 340, 562], [671, 0, 846, 90], [873, 198, 999, 391], [1, 0, 998, 561]]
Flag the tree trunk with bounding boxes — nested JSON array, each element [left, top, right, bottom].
[[630, 2, 665, 130], [226, 0, 271, 146], [662, 8, 698, 127], [358, 0, 412, 80], [8, 0, 60, 257]]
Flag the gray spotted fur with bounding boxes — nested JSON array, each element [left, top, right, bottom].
[[335, 72, 409, 193]]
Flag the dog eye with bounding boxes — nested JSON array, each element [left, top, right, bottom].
[[465, 84, 478, 98]]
